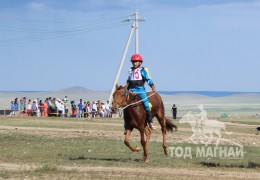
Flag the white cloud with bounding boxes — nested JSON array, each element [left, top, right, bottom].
[[27, 2, 46, 10]]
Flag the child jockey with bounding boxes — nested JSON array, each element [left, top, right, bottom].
[[127, 53, 156, 130]]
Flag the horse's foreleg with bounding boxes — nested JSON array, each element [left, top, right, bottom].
[[144, 126, 151, 143], [140, 129, 149, 163], [124, 129, 141, 152], [144, 127, 151, 162]]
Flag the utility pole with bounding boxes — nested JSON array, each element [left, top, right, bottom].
[[108, 11, 145, 106], [135, 11, 139, 54]]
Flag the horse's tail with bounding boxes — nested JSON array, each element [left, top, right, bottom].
[[165, 116, 177, 132]]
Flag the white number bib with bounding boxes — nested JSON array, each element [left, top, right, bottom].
[[129, 68, 142, 81]]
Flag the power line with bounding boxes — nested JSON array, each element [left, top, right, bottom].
[[0, 15, 127, 24], [0, 18, 131, 46], [0, 25, 50, 33], [0, 15, 128, 33], [0, 24, 130, 46]]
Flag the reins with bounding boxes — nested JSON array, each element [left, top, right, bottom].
[[121, 91, 156, 110]]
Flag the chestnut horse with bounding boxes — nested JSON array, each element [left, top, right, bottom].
[[111, 85, 177, 162]]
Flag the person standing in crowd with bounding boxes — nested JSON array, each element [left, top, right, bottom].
[[75, 106, 79, 118], [38, 100, 44, 117], [10, 101, 15, 116], [64, 99, 69, 117], [71, 101, 76, 117], [64, 96, 68, 102], [92, 101, 97, 118], [171, 104, 177, 119], [77, 99, 83, 118], [44, 98, 48, 117], [57, 99, 64, 117], [26, 99, 32, 115], [36, 98, 40, 104], [51, 99, 56, 113], [19, 99, 24, 115], [54, 98, 59, 113], [31, 101, 38, 116], [14, 98, 19, 114], [100, 102, 105, 117], [47, 97, 52, 114], [82, 101, 86, 117], [23, 97, 27, 113], [105, 100, 111, 118], [85, 101, 91, 118]]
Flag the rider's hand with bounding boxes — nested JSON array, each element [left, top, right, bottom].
[[151, 86, 156, 93]]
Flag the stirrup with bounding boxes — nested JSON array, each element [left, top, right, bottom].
[[149, 123, 156, 130]]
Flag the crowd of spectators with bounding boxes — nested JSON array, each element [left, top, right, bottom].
[[9, 96, 112, 118]]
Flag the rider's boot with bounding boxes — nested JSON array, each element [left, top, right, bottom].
[[146, 110, 156, 130]]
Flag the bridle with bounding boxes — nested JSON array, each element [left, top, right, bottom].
[[112, 88, 129, 109], [122, 91, 156, 110], [121, 88, 128, 98], [113, 87, 156, 110]]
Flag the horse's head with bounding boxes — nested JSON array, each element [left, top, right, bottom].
[[111, 84, 129, 113]]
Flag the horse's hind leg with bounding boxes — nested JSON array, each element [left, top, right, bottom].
[[162, 128, 168, 155], [157, 116, 168, 155], [124, 129, 141, 152], [140, 129, 149, 163]]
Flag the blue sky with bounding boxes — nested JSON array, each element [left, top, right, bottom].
[[0, 0, 259, 92]]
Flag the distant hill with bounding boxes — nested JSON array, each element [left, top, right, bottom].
[[0, 88, 260, 111], [51, 87, 110, 102], [158, 91, 260, 97], [56, 87, 97, 94]]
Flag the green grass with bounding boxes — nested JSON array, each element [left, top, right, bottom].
[[0, 116, 259, 179], [0, 132, 259, 168]]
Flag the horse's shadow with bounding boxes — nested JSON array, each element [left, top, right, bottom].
[[69, 156, 142, 163]]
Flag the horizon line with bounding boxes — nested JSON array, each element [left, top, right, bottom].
[[0, 90, 260, 93]]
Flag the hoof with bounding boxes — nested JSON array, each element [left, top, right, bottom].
[[164, 149, 169, 155], [144, 158, 149, 163], [135, 146, 141, 151]]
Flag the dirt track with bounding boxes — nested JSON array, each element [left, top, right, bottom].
[[0, 162, 259, 179], [1, 121, 259, 146]]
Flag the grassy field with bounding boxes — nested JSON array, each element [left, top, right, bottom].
[[0, 115, 259, 179]]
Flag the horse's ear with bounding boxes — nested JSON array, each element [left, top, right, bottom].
[[124, 84, 129, 92], [124, 83, 129, 91], [115, 83, 119, 89]]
